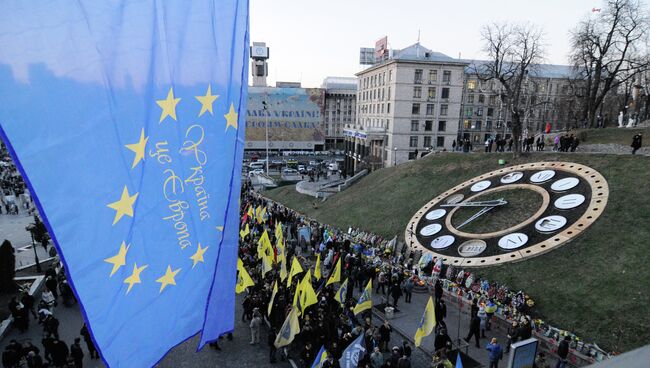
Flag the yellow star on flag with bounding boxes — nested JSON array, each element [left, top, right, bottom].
[[104, 241, 130, 277], [195, 85, 219, 117], [224, 103, 238, 131], [216, 226, 224, 232], [125, 128, 148, 169], [124, 263, 148, 294], [190, 243, 209, 268], [156, 87, 181, 123], [107, 186, 138, 225], [156, 265, 181, 293]]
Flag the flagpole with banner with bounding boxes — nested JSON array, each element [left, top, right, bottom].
[[0, 1, 249, 366]]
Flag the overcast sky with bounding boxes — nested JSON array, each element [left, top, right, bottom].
[[249, 0, 603, 87]]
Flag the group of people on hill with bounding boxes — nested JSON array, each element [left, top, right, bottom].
[[236, 181, 461, 368], [3, 265, 99, 368]]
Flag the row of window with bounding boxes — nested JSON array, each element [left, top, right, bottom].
[[412, 103, 448, 116], [467, 79, 576, 96], [413, 86, 450, 100], [410, 120, 446, 132], [359, 102, 391, 115], [409, 136, 445, 148], [361, 70, 393, 90], [359, 86, 391, 102], [414, 69, 452, 84]]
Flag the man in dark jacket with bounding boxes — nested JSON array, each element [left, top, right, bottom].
[[631, 133, 643, 154], [80, 324, 99, 359], [50, 339, 69, 368], [555, 335, 571, 368], [70, 338, 84, 368], [464, 314, 481, 348], [434, 329, 452, 353]]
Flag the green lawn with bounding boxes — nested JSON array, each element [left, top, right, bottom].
[[265, 152, 650, 352], [576, 126, 650, 145]]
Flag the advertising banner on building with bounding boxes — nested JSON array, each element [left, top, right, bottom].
[[246, 87, 325, 150]]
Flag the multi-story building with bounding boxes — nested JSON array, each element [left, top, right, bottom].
[[322, 77, 357, 150], [459, 63, 580, 144], [344, 43, 468, 174]]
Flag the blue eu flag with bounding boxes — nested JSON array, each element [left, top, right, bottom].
[[0, 1, 249, 367]]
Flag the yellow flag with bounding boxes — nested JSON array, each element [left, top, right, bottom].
[[247, 205, 254, 218], [293, 269, 311, 308], [257, 230, 271, 257], [239, 223, 250, 239], [299, 270, 318, 315], [268, 281, 278, 317], [353, 280, 372, 315], [314, 253, 322, 281], [334, 278, 349, 306], [275, 222, 283, 242], [276, 238, 285, 264], [326, 258, 341, 286], [287, 257, 303, 287], [274, 307, 300, 348], [235, 258, 255, 294], [279, 254, 288, 281], [261, 253, 273, 276], [414, 296, 437, 347], [257, 206, 267, 224]]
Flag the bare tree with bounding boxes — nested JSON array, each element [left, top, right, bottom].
[[569, 0, 649, 127], [476, 22, 546, 155]]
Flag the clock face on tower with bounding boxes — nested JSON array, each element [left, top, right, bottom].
[[405, 162, 609, 267]]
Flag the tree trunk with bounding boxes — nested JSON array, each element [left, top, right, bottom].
[[511, 110, 522, 157]]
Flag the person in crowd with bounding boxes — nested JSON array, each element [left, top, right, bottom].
[[370, 346, 384, 368], [434, 328, 452, 353], [505, 321, 519, 353], [69, 338, 83, 368], [631, 132, 643, 154], [49, 338, 69, 368], [403, 277, 414, 304], [486, 337, 503, 368], [379, 320, 392, 352], [249, 308, 262, 345], [464, 313, 481, 348], [555, 335, 571, 368], [477, 307, 488, 338], [80, 324, 99, 359]]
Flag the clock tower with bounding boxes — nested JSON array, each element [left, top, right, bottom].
[[250, 41, 269, 87]]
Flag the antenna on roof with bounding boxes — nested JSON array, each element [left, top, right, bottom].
[[416, 29, 421, 57]]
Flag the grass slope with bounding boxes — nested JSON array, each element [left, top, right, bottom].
[[265, 152, 650, 352], [577, 126, 650, 145]]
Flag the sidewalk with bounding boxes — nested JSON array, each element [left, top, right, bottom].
[[370, 287, 510, 368]]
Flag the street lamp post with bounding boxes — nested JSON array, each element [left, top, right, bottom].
[[25, 223, 42, 273], [262, 99, 270, 175], [393, 147, 398, 167]]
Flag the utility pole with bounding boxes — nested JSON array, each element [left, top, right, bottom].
[[262, 98, 270, 175]]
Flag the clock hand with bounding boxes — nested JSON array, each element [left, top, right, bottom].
[[441, 198, 508, 208], [457, 206, 495, 229]]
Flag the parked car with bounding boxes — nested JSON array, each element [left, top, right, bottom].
[[297, 165, 306, 173], [282, 168, 299, 175], [248, 162, 264, 170], [248, 168, 264, 177]]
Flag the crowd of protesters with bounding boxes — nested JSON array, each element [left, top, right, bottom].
[[237, 180, 463, 368], [3, 262, 98, 368]]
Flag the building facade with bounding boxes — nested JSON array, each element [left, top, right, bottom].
[[344, 44, 468, 174], [322, 77, 357, 150], [458, 64, 581, 145]]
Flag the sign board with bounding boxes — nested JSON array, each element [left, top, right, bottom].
[[246, 87, 325, 150], [250, 45, 269, 59], [375, 36, 388, 60], [508, 338, 538, 368], [359, 47, 375, 65]]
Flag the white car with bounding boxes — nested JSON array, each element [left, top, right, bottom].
[[282, 168, 299, 175], [248, 168, 264, 177]]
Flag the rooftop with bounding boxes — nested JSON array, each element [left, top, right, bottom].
[[321, 76, 358, 90]]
